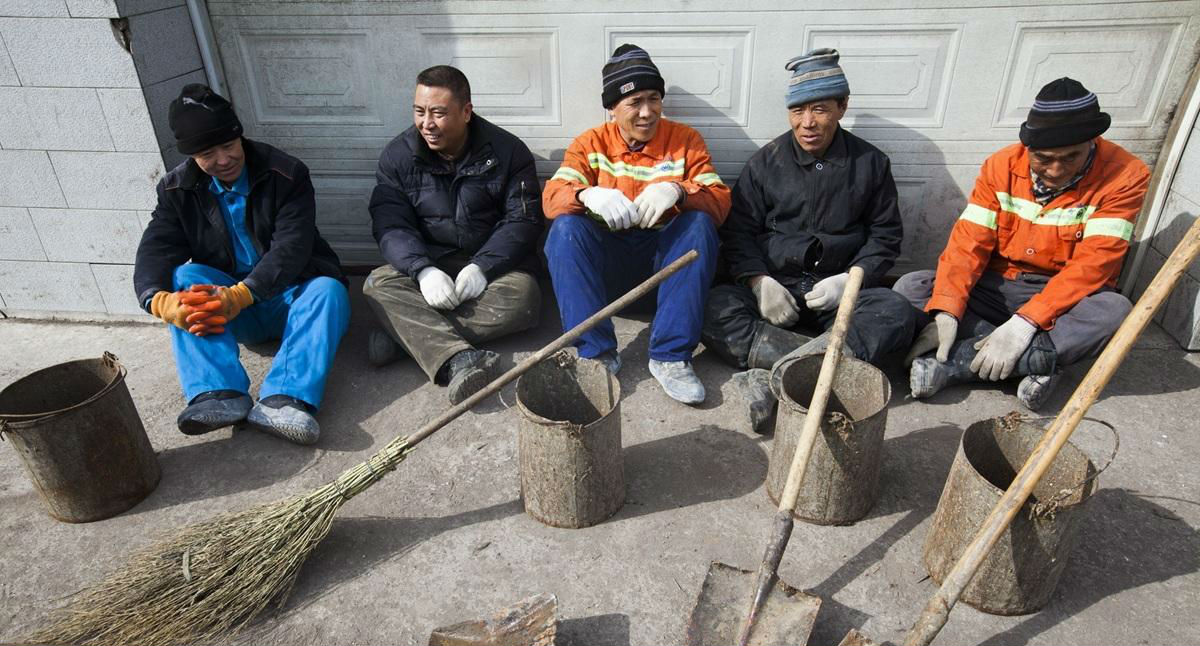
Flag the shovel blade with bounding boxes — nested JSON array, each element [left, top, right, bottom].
[[685, 562, 821, 646]]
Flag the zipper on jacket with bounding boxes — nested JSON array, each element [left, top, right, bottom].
[[521, 180, 528, 218]]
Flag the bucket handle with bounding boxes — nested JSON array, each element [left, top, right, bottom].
[[0, 352, 126, 428], [1016, 414, 1119, 520]]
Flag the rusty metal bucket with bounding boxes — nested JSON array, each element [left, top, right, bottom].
[[922, 415, 1107, 615], [516, 351, 624, 528], [0, 353, 160, 522], [766, 354, 890, 525]]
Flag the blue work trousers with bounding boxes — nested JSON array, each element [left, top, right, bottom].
[[169, 264, 350, 408], [544, 211, 719, 362]]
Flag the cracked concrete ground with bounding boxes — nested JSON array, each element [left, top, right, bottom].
[[1, 279, 1198, 645]]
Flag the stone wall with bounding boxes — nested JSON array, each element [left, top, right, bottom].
[[0, 0, 204, 319]]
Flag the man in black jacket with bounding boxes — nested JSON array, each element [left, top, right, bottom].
[[134, 84, 349, 445], [701, 49, 918, 432], [363, 65, 543, 404]]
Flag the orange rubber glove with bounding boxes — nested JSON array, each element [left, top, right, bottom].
[[180, 285, 226, 336], [190, 282, 254, 323]]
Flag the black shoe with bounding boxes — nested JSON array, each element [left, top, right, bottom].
[[439, 349, 502, 405], [367, 329, 406, 367], [177, 390, 252, 435]]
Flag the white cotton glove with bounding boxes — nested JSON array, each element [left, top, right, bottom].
[[750, 276, 800, 328], [454, 263, 487, 303], [905, 311, 960, 365], [633, 182, 683, 229], [971, 315, 1038, 381], [580, 187, 639, 231], [804, 272, 850, 311], [416, 266, 460, 310]]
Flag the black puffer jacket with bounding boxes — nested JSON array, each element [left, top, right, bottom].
[[134, 138, 345, 309], [369, 115, 544, 278]]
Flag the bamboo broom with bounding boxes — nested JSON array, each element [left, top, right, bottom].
[[29, 250, 699, 646]]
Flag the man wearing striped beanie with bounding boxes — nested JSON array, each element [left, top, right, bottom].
[[543, 44, 730, 405], [895, 77, 1150, 410], [701, 48, 917, 433]]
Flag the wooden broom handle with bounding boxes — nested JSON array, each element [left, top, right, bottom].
[[778, 266, 865, 511], [904, 215, 1200, 646]]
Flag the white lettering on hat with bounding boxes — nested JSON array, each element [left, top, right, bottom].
[[620, 82, 635, 94]]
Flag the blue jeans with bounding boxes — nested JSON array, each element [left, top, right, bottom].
[[169, 264, 350, 408], [544, 211, 718, 362]]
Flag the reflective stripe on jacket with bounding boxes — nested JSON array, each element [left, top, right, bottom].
[[542, 118, 731, 226], [927, 137, 1149, 329]]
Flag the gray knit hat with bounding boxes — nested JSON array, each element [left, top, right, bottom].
[[785, 48, 850, 108]]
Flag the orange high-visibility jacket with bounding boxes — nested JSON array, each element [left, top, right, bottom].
[[926, 138, 1149, 329], [542, 119, 731, 226]]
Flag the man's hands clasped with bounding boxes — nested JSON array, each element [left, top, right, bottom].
[[151, 282, 254, 337], [581, 182, 683, 231]]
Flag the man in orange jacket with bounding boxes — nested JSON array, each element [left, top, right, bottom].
[[543, 44, 730, 405], [895, 78, 1149, 410]]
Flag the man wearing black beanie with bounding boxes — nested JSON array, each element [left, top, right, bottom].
[[894, 77, 1150, 410], [133, 83, 350, 445]]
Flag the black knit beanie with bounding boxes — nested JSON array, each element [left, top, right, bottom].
[[1020, 77, 1110, 149], [168, 84, 243, 155], [601, 44, 665, 109]]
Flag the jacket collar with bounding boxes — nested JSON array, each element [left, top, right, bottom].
[[174, 138, 278, 191], [1012, 136, 1107, 181], [790, 126, 848, 168], [602, 119, 675, 161], [407, 114, 495, 169]]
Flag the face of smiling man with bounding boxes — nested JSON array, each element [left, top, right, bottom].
[[609, 89, 663, 148], [413, 84, 473, 160], [191, 137, 245, 185]]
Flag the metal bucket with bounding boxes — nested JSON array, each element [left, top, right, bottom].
[[0, 353, 160, 522], [516, 351, 624, 528], [766, 354, 890, 525], [922, 415, 1100, 615]]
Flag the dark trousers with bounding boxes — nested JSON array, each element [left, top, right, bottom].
[[362, 252, 541, 381], [701, 280, 919, 368], [893, 269, 1131, 366], [543, 211, 719, 361]]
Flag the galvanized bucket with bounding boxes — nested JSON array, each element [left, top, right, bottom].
[[0, 353, 160, 522], [922, 415, 1108, 615], [766, 354, 891, 525], [516, 351, 624, 528]]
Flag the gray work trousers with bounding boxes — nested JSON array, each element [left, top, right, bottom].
[[893, 270, 1130, 366], [362, 255, 541, 381]]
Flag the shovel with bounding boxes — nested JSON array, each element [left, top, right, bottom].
[[686, 266, 866, 646], [842, 216, 1200, 646]]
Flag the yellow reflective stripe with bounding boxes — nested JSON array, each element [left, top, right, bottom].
[[551, 166, 590, 185], [959, 203, 998, 229], [587, 152, 686, 181], [996, 192, 1041, 221], [1083, 218, 1133, 241], [1039, 205, 1096, 226], [693, 172, 724, 186]]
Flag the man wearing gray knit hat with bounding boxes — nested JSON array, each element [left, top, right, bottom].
[[702, 48, 917, 433]]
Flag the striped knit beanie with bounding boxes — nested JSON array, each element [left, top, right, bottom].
[[1020, 78, 1110, 149], [602, 44, 665, 109], [785, 48, 849, 108]]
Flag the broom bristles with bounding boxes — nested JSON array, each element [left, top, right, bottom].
[[29, 442, 412, 645]]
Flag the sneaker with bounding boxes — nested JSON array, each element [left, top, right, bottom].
[[1017, 370, 1063, 411], [367, 328, 406, 367], [441, 349, 502, 405], [723, 369, 776, 434], [591, 350, 622, 375], [246, 395, 320, 445], [648, 359, 705, 405], [910, 357, 951, 399], [177, 390, 251, 435]]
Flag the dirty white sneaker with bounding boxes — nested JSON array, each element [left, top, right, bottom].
[[723, 369, 776, 434], [1017, 370, 1063, 411], [592, 350, 622, 375], [246, 396, 320, 445], [910, 357, 951, 399], [648, 359, 705, 405]]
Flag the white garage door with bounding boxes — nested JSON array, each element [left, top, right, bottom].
[[206, 0, 1200, 271]]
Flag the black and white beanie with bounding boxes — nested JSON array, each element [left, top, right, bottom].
[[1020, 78, 1110, 149], [601, 44, 665, 109]]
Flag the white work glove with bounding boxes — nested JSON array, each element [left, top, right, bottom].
[[416, 266, 460, 310], [905, 311, 960, 365], [804, 272, 850, 311], [750, 275, 800, 328], [580, 187, 639, 231], [971, 315, 1038, 381], [454, 263, 487, 303], [633, 182, 683, 229]]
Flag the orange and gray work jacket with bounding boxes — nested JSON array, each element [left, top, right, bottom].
[[542, 119, 732, 227], [926, 137, 1149, 329]]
